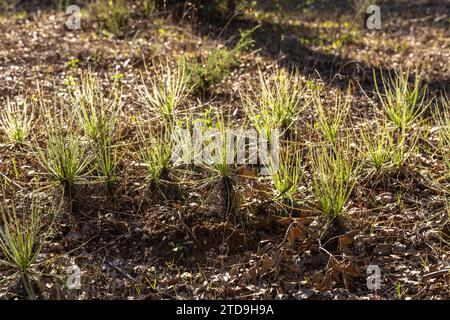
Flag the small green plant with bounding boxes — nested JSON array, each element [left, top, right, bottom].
[[138, 60, 190, 123], [169, 241, 183, 253], [90, 0, 130, 37], [138, 123, 172, 185], [358, 118, 394, 171], [242, 67, 306, 137], [0, 197, 44, 298], [184, 27, 257, 93], [395, 281, 406, 300], [197, 109, 241, 222], [313, 88, 350, 144], [34, 97, 91, 196], [375, 68, 429, 131], [0, 98, 34, 144], [66, 58, 80, 72], [71, 72, 122, 185], [96, 137, 120, 188], [269, 142, 303, 211], [391, 127, 419, 168], [310, 141, 359, 217]]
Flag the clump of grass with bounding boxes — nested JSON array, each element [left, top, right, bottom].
[[0, 97, 34, 145], [310, 141, 358, 218], [242, 67, 306, 137], [268, 141, 303, 212], [310, 139, 360, 250], [197, 108, 242, 223], [71, 72, 122, 187], [137, 123, 173, 188], [375, 68, 429, 131], [90, 0, 130, 37], [313, 88, 350, 144], [358, 118, 394, 171], [391, 126, 420, 169], [34, 96, 91, 199], [183, 27, 256, 93], [138, 60, 190, 123], [0, 196, 44, 298]]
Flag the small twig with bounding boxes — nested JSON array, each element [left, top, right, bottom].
[[98, 257, 136, 282], [422, 268, 450, 280]]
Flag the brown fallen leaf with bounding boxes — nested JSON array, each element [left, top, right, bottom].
[[339, 230, 358, 253], [287, 225, 302, 245], [260, 255, 275, 275], [287, 220, 310, 245]]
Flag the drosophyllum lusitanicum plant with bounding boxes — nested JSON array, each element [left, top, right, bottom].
[[434, 95, 450, 216], [33, 91, 92, 211], [310, 135, 360, 250], [199, 108, 241, 224], [138, 59, 190, 125], [241, 67, 308, 140], [436, 95, 450, 176], [0, 97, 34, 145], [0, 190, 58, 299], [137, 120, 173, 194], [265, 140, 304, 215], [372, 68, 429, 171], [69, 71, 123, 192]]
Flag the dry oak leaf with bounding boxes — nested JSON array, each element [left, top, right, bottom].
[[339, 230, 359, 253], [287, 218, 312, 245]]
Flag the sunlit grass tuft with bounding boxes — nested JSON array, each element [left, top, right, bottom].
[[33, 95, 92, 194], [0, 194, 48, 298], [310, 141, 359, 217], [242, 67, 306, 138], [313, 87, 350, 145], [138, 60, 190, 123], [70, 72, 122, 185], [137, 122, 172, 185], [358, 118, 394, 171], [0, 97, 34, 145], [268, 142, 303, 209], [437, 95, 450, 174], [375, 68, 429, 131]]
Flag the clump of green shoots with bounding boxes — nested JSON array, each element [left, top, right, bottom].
[[242, 67, 306, 138], [375, 68, 429, 132], [313, 88, 350, 144], [138, 122, 173, 188], [70, 72, 122, 187], [358, 118, 394, 171], [0, 97, 34, 145], [138, 60, 190, 123], [34, 96, 91, 199], [268, 141, 303, 213], [390, 126, 420, 169], [0, 196, 44, 298], [197, 108, 241, 223], [310, 141, 359, 218], [183, 27, 257, 93]]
